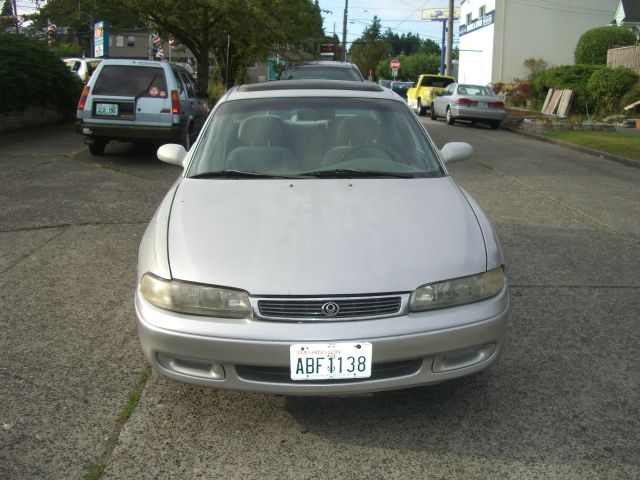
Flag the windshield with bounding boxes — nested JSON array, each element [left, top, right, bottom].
[[458, 84, 496, 97], [187, 97, 444, 178], [93, 65, 167, 97]]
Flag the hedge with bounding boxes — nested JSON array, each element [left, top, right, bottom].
[[0, 33, 82, 114]]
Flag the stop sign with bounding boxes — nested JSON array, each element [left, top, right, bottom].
[[390, 59, 400, 70]]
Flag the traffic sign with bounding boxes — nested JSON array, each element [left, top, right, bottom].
[[390, 59, 400, 70]]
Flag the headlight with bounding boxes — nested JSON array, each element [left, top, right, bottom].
[[409, 267, 505, 312], [140, 273, 252, 318]]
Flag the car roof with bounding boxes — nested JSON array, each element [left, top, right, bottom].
[[223, 80, 400, 101], [289, 61, 359, 68]]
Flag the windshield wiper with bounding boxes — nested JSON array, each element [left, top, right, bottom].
[[189, 170, 308, 179], [301, 168, 414, 178]]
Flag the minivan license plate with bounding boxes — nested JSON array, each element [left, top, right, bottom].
[[290, 342, 372, 380], [96, 103, 118, 116]]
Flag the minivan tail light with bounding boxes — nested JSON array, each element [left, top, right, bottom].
[[77, 86, 90, 111], [171, 90, 180, 114]]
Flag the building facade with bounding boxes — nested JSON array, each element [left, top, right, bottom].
[[458, 0, 620, 85]]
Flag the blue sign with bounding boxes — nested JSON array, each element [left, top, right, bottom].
[[94, 20, 109, 57]]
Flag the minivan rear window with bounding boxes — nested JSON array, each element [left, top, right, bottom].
[[93, 65, 168, 98]]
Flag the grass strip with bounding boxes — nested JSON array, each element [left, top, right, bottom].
[[84, 367, 152, 480], [544, 130, 640, 160]]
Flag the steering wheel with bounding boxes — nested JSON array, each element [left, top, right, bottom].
[[341, 145, 398, 163]]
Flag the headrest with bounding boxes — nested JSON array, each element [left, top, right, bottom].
[[336, 116, 380, 145], [296, 108, 335, 122], [238, 115, 284, 147]]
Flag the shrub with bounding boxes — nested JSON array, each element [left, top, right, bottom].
[[0, 33, 82, 114], [587, 67, 639, 114], [621, 81, 640, 110], [574, 26, 636, 65], [531, 64, 604, 114]]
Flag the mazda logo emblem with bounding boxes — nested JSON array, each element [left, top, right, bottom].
[[321, 302, 340, 317]]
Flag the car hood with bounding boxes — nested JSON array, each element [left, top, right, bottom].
[[167, 177, 487, 295]]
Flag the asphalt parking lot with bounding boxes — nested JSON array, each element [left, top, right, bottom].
[[1, 120, 639, 479]]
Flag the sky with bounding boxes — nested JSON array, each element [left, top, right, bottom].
[[317, 0, 460, 47]]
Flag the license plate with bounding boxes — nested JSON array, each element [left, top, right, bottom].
[[290, 342, 372, 380], [95, 103, 118, 116], [477, 101, 488, 108]]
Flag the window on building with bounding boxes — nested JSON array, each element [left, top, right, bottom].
[[116, 35, 124, 48], [466, 12, 472, 24], [127, 36, 135, 47], [479, 5, 486, 18]]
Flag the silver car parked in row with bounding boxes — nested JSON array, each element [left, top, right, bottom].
[[431, 83, 506, 129], [135, 80, 510, 395], [75, 59, 208, 155]]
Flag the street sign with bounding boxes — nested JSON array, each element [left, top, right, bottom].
[[390, 59, 400, 70]]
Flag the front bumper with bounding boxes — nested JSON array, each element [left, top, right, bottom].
[[135, 287, 510, 395]]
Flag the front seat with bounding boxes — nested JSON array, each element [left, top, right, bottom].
[[323, 116, 381, 166], [226, 115, 295, 173]]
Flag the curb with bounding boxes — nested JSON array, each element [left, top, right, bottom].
[[503, 125, 640, 169]]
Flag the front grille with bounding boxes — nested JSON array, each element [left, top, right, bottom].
[[236, 359, 422, 384], [257, 295, 402, 321]]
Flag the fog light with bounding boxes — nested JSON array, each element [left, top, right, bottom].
[[156, 354, 225, 380], [432, 343, 496, 373]]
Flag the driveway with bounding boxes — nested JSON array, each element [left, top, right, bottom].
[[1, 121, 638, 479]]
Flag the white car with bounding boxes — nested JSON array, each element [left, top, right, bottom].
[[135, 80, 510, 395], [431, 83, 507, 129], [63, 57, 101, 83]]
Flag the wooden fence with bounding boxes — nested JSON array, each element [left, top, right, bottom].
[[607, 45, 640, 73]]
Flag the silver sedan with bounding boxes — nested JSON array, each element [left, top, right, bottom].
[[431, 83, 506, 129], [135, 80, 510, 395]]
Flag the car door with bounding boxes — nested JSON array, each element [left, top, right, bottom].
[[434, 84, 454, 116], [178, 69, 207, 133]]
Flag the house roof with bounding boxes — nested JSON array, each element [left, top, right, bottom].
[[620, 0, 640, 23]]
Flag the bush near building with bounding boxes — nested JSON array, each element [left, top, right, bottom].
[[0, 32, 82, 115], [530, 64, 604, 115], [574, 26, 637, 65], [587, 67, 639, 115]]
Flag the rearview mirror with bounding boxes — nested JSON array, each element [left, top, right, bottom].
[[157, 143, 188, 168], [439, 142, 473, 163]]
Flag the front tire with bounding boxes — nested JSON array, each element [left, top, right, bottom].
[[446, 108, 455, 125], [417, 99, 426, 116]]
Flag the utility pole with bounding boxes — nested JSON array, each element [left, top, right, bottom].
[[445, 0, 454, 76], [12, 0, 19, 34], [342, 0, 348, 61]]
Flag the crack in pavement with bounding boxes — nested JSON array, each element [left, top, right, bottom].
[[472, 158, 639, 244]]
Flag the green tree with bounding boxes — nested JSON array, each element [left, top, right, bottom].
[[1, 0, 15, 31], [349, 17, 390, 79], [122, 0, 324, 92], [31, 0, 144, 53], [574, 26, 636, 65], [376, 52, 440, 81]]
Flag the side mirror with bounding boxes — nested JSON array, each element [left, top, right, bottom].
[[157, 143, 188, 168], [439, 142, 473, 163]]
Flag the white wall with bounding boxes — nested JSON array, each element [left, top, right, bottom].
[[459, 0, 619, 84], [459, 26, 495, 84], [497, 0, 619, 82]]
